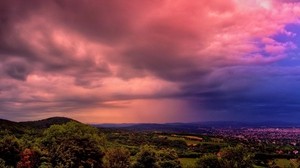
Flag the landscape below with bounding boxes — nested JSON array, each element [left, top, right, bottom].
[[1, 117, 300, 168]]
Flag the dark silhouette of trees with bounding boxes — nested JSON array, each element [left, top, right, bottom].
[[0, 158, 7, 168], [0, 135, 21, 167]]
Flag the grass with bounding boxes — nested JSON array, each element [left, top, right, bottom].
[[167, 134, 217, 145], [198, 141, 226, 145], [179, 158, 197, 168], [167, 136, 200, 145], [210, 137, 224, 143], [273, 159, 298, 168], [165, 134, 227, 146]]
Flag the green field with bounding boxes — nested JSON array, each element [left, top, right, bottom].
[[274, 159, 298, 168], [167, 136, 200, 145], [179, 158, 299, 168], [179, 158, 197, 168], [165, 135, 227, 147]]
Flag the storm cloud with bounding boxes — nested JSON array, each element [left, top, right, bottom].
[[0, 0, 300, 123]]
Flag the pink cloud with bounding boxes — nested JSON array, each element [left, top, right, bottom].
[[1, 0, 300, 122]]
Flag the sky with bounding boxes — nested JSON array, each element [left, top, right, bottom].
[[1, 0, 300, 123]]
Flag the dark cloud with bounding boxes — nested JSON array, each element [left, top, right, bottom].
[[3, 58, 31, 81], [184, 69, 300, 121], [119, 43, 211, 82], [0, 0, 299, 122]]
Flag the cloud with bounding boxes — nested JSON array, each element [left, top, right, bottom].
[[0, 0, 300, 122], [2, 58, 31, 81]]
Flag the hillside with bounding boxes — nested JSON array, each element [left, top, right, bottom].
[[19, 117, 77, 128], [0, 117, 77, 134], [0, 118, 29, 134]]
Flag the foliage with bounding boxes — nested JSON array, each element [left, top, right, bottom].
[[0, 158, 7, 168], [133, 145, 159, 168], [41, 121, 105, 168], [17, 148, 39, 168], [157, 148, 181, 168], [219, 145, 254, 168], [195, 154, 221, 168], [195, 143, 222, 153], [107, 132, 187, 152], [2, 118, 300, 168], [104, 147, 131, 168], [0, 135, 21, 167], [132, 146, 182, 168]]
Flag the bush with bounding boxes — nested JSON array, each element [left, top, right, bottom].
[[157, 149, 181, 168], [104, 147, 131, 168], [219, 145, 253, 168], [195, 154, 220, 168], [133, 145, 159, 168]]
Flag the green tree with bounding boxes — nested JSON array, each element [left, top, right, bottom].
[[133, 145, 159, 168], [157, 149, 181, 168], [219, 145, 253, 168], [41, 121, 105, 168], [0, 135, 21, 167], [104, 147, 131, 168], [195, 154, 221, 168]]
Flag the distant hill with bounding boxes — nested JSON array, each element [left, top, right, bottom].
[[0, 118, 29, 134], [94, 123, 213, 134], [0, 117, 78, 134], [2, 117, 300, 135], [20, 117, 77, 128], [92, 123, 137, 128], [94, 121, 300, 134], [122, 123, 212, 134]]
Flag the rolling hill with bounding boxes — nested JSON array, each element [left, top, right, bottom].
[[0, 117, 77, 134]]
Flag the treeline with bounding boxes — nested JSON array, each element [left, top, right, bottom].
[[0, 121, 254, 168], [1, 122, 104, 167], [0, 121, 278, 168], [0, 121, 184, 168]]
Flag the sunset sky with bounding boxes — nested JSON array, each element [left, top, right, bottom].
[[1, 0, 300, 123]]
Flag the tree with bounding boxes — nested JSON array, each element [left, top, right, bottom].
[[0, 135, 21, 167], [41, 121, 105, 168], [157, 149, 181, 168], [133, 145, 159, 168], [219, 145, 253, 168], [195, 154, 221, 168], [104, 147, 131, 168], [0, 158, 7, 168], [17, 148, 34, 168]]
